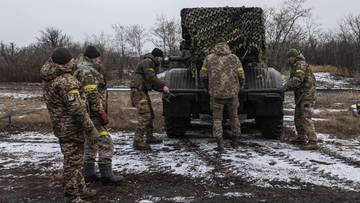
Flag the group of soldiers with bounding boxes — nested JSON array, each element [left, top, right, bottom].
[[40, 39, 317, 202]]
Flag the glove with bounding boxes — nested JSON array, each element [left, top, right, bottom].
[[163, 86, 170, 94], [87, 127, 99, 145], [99, 112, 109, 125], [279, 84, 287, 92]]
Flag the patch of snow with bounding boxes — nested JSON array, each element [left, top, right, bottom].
[[283, 108, 294, 112], [313, 108, 348, 114], [314, 72, 358, 89], [1, 131, 360, 192], [0, 91, 42, 100], [163, 196, 195, 203], [139, 200, 154, 203], [223, 192, 253, 198], [312, 118, 328, 121], [111, 132, 213, 178], [283, 115, 328, 122]]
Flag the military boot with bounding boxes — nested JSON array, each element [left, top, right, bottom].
[[230, 136, 239, 148], [99, 164, 124, 185], [83, 162, 100, 183], [301, 141, 319, 150], [289, 136, 307, 146], [146, 134, 162, 144], [216, 137, 224, 152], [81, 187, 97, 199], [133, 134, 151, 150]]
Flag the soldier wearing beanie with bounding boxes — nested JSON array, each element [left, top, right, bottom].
[[84, 46, 101, 59], [51, 47, 73, 65], [40, 47, 98, 203], [74, 45, 124, 185], [130, 48, 170, 150], [282, 48, 318, 150]]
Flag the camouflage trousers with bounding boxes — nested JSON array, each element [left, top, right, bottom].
[[294, 100, 317, 142], [58, 137, 87, 201], [130, 88, 154, 143], [84, 118, 114, 165], [211, 97, 240, 139]]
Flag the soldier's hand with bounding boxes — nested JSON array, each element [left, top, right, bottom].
[[87, 127, 99, 145], [279, 85, 287, 92], [163, 86, 170, 94], [99, 112, 109, 125]]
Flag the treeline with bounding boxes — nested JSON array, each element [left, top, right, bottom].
[[266, 0, 360, 75], [0, 15, 181, 83], [1, 0, 359, 83]]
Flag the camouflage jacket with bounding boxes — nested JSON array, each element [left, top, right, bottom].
[[130, 54, 165, 92], [200, 42, 245, 99], [40, 59, 94, 140], [284, 55, 316, 103], [74, 55, 107, 118]]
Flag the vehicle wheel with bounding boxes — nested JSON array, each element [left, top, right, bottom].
[[256, 116, 283, 139], [165, 116, 190, 138]]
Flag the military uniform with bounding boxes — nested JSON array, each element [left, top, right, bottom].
[[130, 52, 165, 150], [200, 42, 245, 151], [40, 54, 96, 203], [74, 50, 122, 184], [283, 49, 317, 149]]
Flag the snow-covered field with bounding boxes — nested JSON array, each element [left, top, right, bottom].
[[1, 131, 360, 193]]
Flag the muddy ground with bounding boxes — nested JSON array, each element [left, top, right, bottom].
[[0, 83, 360, 203]]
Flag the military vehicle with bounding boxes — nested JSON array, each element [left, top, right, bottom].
[[158, 7, 284, 139]]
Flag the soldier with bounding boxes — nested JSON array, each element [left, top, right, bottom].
[[283, 48, 318, 150], [40, 47, 97, 203], [200, 39, 245, 152], [74, 46, 123, 185], [130, 48, 170, 150]]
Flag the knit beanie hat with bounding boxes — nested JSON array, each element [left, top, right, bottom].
[[151, 48, 164, 57], [51, 47, 73, 65], [84, 45, 101, 59]]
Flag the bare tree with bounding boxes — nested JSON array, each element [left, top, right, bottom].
[[37, 26, 71, 49], [0, 42, 18, 65], [125, 25, 148, 57], [265, 0, 312, 70], [85, 32, 112, 53], [151, 15, 181, 55], [112, 23, 127, 57], [342, 14, 360, 47]]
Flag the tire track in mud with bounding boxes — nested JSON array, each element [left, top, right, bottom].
[[179, 138, 249, 186], [318, 145, 360, 168], [242, 140, 360, 190]]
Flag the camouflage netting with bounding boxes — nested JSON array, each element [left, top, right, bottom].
[[181, 7, 266, 68]]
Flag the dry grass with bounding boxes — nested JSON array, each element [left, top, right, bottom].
[[310, 65, 360, 85], [315, 92, 359, 108], [310, 65, 338, 74], [1, 91, 165, 132], [315, 113, 360, 139], [107, 91, 164, 131], [314, 93, 359, 139]]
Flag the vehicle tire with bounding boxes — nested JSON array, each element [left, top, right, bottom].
[[165, 116, 190, 138], [256, 116, 283, 139]]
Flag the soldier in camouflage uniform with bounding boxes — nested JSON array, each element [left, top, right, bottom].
[[283, 48, 318, 150], [130, 48, 170, 150], [74, 46, 123, 185], [40, 48, 97, 203], [200, 40, 245, 152]]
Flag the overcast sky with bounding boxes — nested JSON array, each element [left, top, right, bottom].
[[1, 0, 360, 47]]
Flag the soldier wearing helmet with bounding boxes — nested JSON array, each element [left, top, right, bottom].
[[283, 48, 318, 150]]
